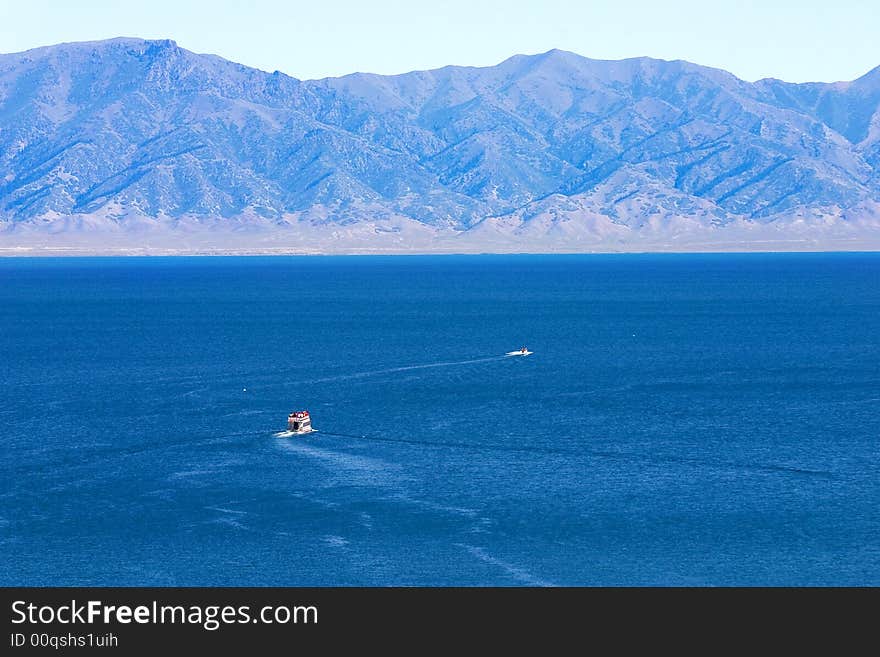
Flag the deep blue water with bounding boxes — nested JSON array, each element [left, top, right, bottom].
[[1, 254, 879, 585]]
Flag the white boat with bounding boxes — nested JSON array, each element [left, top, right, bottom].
[[506, 348, 533, 357], [286, 410, 315, 434]]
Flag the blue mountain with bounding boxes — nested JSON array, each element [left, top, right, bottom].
[[1, 38, 878, 252]]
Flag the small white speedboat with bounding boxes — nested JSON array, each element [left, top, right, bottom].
[[506, 348, 533, 357]]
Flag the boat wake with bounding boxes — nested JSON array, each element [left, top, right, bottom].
[[456, 544, 555, 586], [273, 429, 319, 438], [275, 437, 399, 486], [284, 354, 509, 387]]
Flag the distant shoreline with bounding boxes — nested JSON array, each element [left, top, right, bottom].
[[2, 245, 880, 257]]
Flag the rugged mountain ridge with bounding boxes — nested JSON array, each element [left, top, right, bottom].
[[1, 38, 879, 252]]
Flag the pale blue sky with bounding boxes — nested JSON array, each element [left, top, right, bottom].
[[1, 0, 877, 82]]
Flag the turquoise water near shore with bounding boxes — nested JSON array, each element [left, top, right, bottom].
[[2, 254, 878, 585]]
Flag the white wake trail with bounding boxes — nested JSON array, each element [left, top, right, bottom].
[[282, 354, 508, 387]]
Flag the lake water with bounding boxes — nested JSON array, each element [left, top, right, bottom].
[[2, 254, 879, 585]]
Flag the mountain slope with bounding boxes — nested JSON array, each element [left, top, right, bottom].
[[1, 39, 879, 252]]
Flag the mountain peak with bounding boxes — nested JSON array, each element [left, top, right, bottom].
[[2, 36, 178, 58], [535, 47, 580, 61], [501, 48, 589, 69]]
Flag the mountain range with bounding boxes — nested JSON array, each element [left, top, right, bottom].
[[2, 38, 879, 253]]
